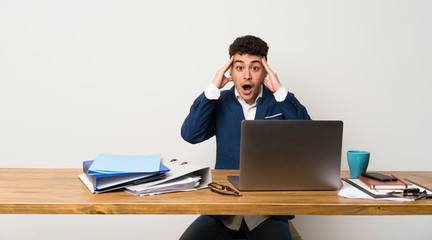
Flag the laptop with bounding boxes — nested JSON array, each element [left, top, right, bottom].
[[228, 120, 343, 191]]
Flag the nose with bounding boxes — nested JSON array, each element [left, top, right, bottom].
[[243, 69, 252, 80]]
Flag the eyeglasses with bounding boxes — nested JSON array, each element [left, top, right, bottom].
[[208, 182, 242, 196], [388, 188, 428, 200]]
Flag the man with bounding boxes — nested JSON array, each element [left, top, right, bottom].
[[180, 35, 310, 240]]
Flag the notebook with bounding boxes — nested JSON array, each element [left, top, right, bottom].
[[228, 120, 343, 191]]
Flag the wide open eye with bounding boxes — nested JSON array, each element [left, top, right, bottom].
[[236, 66, 244, 71], [251, 66, 260, 71]]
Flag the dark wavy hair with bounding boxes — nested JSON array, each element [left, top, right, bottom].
[[229, 35, 268, 59]]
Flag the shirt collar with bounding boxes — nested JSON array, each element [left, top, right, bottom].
[[234, 84, 263, 105]]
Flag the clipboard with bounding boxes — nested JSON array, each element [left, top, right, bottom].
[[342, 178, 432, 199]]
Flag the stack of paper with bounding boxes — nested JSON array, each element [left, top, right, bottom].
[[124, 158, 212, 196], [78, 153, 170, 193], [125, 174, 201, 196]]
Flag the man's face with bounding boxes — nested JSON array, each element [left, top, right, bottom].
[[230, 54, 267, 105]]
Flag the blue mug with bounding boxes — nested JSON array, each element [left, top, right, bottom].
[[347, 151, 370, 179]]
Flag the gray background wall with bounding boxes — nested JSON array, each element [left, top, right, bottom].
[[1, 0, 431, 239]]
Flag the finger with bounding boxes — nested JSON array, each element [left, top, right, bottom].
[[261, 57, 272, 73], [222, 56, 234, 72]]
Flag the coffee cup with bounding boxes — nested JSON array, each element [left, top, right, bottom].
[[347, 150, 370, 179]]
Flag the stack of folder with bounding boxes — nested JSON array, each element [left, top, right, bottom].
[[78, 153, 170, 193]]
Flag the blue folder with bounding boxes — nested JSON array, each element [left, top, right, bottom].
[[87, 153, 162, 175], [83, 160, 170, 191]]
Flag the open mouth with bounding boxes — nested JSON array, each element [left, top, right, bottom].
[[242, 84, 253, 95]]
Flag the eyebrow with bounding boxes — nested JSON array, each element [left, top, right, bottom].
[[234, 60, 262, 64]]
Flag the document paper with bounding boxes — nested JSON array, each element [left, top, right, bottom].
[[125, 174, 201, 196]]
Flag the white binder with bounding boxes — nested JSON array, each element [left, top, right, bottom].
[[125, 157, 212, 196]]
